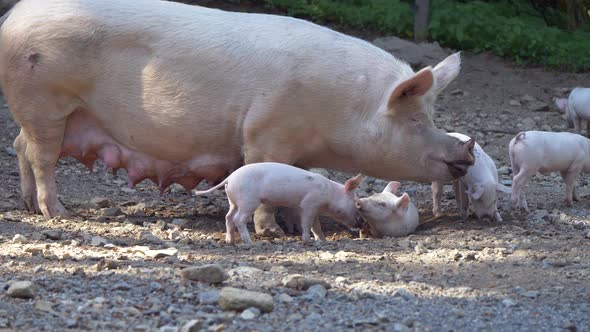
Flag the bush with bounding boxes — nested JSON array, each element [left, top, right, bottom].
[[262, 0, 590, 71]]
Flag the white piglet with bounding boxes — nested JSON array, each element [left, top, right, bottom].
[[432, 133, 510, 221], [554, 88, 590, 136], [356, 181, 419, 238], [509, 131, 590, 211], [193, 162, 364, 245]]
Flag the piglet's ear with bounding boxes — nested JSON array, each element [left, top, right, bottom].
[[382, 181, 401, 194], [466, 184, 484, 200], [388, 67, 434, 111], [397, 192, 411, 210], [344, 174, 363, 193]]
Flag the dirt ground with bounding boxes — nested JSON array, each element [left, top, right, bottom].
[[1, 2, 590, 332]]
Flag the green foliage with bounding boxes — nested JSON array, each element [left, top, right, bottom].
[[264, 0, 413, 37], [262, 0, 590, 71]]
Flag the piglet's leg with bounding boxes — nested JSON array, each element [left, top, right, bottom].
[[431, 181, 444, 217], [225, 203, 238, 244], [511, 170, 531, 212], [561, 170, 579, 207], [311, 217, 326, 241], [13, 131, 40, 214], [299, 208, 319, 243], [234, 210, 253, 246]]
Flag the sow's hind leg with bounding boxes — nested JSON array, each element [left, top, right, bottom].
[[9, 93, 73, 218]]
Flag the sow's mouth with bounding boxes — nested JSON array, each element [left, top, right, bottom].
[[445, 160, 473, 179]]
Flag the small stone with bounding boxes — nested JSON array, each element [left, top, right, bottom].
[[392, 288, 413, 300], [181, 264, 228, 284], [302, 284, 327, 301], [522, 290, 539, 299], [34, 300, 54, 313], [180, 319, 204, 332], [520, 118, 536, 131], [171, 218, 189, 229], [497, 166, 511, 175], [450, 89, 463, 95], [414, 243, 428, 254], [6, 281, 35, 299], [500, 179, 512, 186], [12, 234, 28, 244], [4, 146, 16, 156], [218, 287, 274, 313], [41, 229, 63, 241], [154, 220, 168, 231], [527, 100, 550, 112], [502, 298, 517, 307], [199, 289, 220, 305], [278, 293, 294, 303], [89, 197, 110, 209], [126, 202, 153, 217], [99, 207, 122, 217], [282, 274, 306, 290], [509, 99, 521, 107], [398, 239, 411, 249], [240, 307, 261, 320], [90, 236, 109, 247], [391, 322, 411, 332], [143, 248, 177, 259], [540, 124, 552, 132]]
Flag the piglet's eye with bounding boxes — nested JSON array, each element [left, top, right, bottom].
[[378, 202, 386, 207]]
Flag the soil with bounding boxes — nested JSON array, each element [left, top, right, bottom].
[[0, 1, 590, 332]]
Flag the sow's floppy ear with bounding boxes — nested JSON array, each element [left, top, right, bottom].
[[344, 174, 364, 193], [387, 67, 434, 112], [382, 181, 401, 194], [432, 52, 462, 96]]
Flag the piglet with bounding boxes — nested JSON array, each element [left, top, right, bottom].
[[193, 162, 364, 245], [356, 182, 419, 238], [509, 131, 590, 211], [554, 88, 590, 136], [432, 133, 510, 221]]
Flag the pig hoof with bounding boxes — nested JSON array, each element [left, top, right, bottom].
[[257, 226, 285, 238], [565, 200, 573, 207]]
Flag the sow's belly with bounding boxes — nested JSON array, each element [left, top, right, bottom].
[[59, 109, 243, 193]]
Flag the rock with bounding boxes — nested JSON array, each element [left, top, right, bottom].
[[90, 236, 109, 247], [372, 36, 449, 67], [414, 243, 428, 254], [180, 319, 204, 332], [525, 99, 550, 112], [199, 289, 220, 305], [502, 298, 517, 307], [540, 124, 552, 132], [99, 207, 122, 217], [12, 234, 28, 244], [278, 293, 294, 303], [0, 200, 16, 211], [392, 288, 414, 300], [171, 218, 189, 229], [282, 274, 306, 290], [154, 220, 168, 231], [522, 290, 539, 299], [500, 179, 512, 186], [143, 248, 178, 259], [391, 322, 411, 332], [219, 287, 274, 313], [520, 118, 536, 131], [41, 229, 63, 241], [240, 307, 261, 320], [126, 202, 153, 216], [2, 212, 20, 222], [4, 146, 16, 156], [181, 264, 229, 284], [89, 197, 110, 209], [227, 266, 264, 281], [302, 284, 327, 301], [509, 100, 521, 107], [34, 300, 55, 313], [6, 281, 35, 299], [497, 166, 511, 176]]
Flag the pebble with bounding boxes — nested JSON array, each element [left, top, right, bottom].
[[126, 202, 153, 216], [240, 307, 261, 320], [6, 281, 35, 299], [282, 274, 306, 290], [302, 284, 327, 301], [12, 234, 28, 244], [180, 264, 229, 284], [520, 118, 536, 131], [218, 287, 274, 313], [99, 207, 122, 217], [89, 197, 110, 209], [502, 298, 518, 307], [497, 166, 511, 175], [278, 293, 294, 303], [4, 146, 16, 156], [180, 319, 204, 332], [90, 236, 109, 247], [171, 218, 189, 229], [41, 229, 63, 241], [199, 289, 220, 305]]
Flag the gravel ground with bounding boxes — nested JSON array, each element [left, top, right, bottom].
[[1, 4, 590, 332]]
